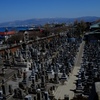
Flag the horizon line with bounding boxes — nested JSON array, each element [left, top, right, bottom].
[[0, 16, 100, 24]]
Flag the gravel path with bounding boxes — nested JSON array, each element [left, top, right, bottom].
[[54, 41, 85, 100]]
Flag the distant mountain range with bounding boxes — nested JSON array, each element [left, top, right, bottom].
[[0, 16, 100, 27]]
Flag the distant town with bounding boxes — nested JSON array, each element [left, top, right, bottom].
[[0, 16, 100, 27]]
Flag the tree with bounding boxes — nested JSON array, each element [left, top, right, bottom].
[[74, 20, 87, 36], [80, 20, 87, 34], [95, 19, 100, 23], [74, 20, 78, 26], [8, 32, 23, 44]]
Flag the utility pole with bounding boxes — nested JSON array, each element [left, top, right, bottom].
[[24, 31, 29, 61], [5, 28, 8, 48]]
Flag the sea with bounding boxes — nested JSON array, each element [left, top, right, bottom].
[[0, 27, 29, 32]]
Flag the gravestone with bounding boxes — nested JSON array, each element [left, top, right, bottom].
[[22, 70, 27, 84], [13, 88, 23, 99], [12, 73, 17, 81], [17, 69, 22, 78], [44, 91, 50, 100], [37, 89, 42, 100], [8, 85, 13, 95], [41, 75, 45, 91]]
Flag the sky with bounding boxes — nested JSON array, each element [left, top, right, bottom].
[[0, 0, 100, 23]]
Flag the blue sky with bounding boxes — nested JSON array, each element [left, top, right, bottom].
[[0, 0, 100, 23]]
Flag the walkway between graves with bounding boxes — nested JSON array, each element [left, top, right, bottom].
[[54, 41, 85, 100]]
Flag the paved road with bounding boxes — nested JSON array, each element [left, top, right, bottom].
[[54, 41, 85, 100]]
